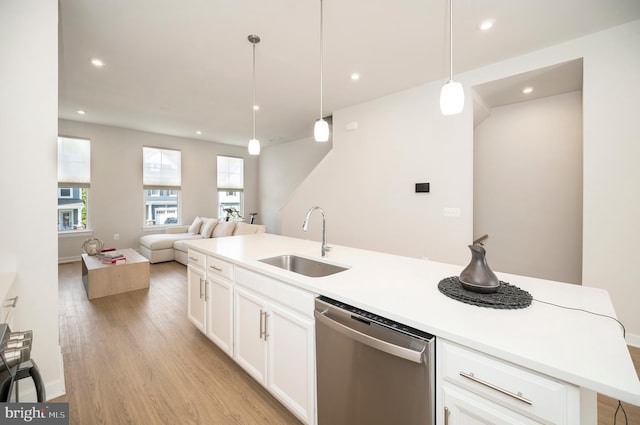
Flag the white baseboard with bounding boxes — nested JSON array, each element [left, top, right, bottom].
[[15, 345, 66, 402], [626, 332, 640, 348], [58, 255, 80, 264]]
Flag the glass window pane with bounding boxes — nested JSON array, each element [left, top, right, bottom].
[[144, 189, 180, 225], [58, 187, 88, 231]]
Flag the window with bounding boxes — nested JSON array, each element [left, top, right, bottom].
[[58, 136, 90, 231], [143, 147, 181, 226], [217, 156, 244, 219]]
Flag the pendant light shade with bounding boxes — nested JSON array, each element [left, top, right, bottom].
[[440, 80, 464, 115], [248, 34, 261, 155], [314, 118, 329, 142], [248, 138, 260, 155], [440, 0, 464, 115], [314, 0, 329, 142]]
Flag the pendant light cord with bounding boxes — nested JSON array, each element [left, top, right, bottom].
[[252, 41, 256, 139], [449, 0, 453, 82], [319, 0, 324, 119]]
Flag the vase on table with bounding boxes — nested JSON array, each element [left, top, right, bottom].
[[459, 244, 500, 293]]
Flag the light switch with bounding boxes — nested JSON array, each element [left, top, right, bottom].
[[443, 207, 461, 217]]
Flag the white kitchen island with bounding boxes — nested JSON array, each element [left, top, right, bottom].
[[185, 233, 640, 424]]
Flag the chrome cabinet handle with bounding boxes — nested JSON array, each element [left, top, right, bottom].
[[204, 280, 209, 302], [259, 310, 269, 341], [459, 371, 532, 405], [189, 256, 199, 262], [2, 296, 18, 308], [264, 312, 269, 340], [259, 309, 265, 340], [199, 278, 204, 299], [209, 265, 223, 272], [444, 407, 450, 425]]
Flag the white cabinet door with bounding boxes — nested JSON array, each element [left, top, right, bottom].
[[206, 275, 234, 356], [267, 302, 315, 425], [187, 264, 206, 333], [234, 285, 268, 384], [442, 383, 540, 425]]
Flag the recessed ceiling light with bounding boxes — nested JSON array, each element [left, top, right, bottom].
[[90, 58, 104, 67], [479, 19, 495, 31], [522, 87, 534, 94], [196, 130, 202, 135], [253, 105, 260, 111], [350, 73, 360, 81], [76, 110, 86, 115]]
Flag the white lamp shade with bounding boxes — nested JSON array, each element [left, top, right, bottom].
[[440, 80, 465, 115], [248, 138, 261, 155], [314, 118, 330, 142]]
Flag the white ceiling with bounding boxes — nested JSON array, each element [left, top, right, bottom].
[[58, 0, 640, 148]]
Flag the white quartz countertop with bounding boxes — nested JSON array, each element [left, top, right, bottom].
[[185, 233, 640, 405]]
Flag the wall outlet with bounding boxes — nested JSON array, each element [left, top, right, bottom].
[[113, 234, 119, 240]]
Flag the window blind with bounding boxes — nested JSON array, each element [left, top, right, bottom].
[[217, 156, 244, 191], [143, 147, 181, 188], [58, 136, 91, 187]]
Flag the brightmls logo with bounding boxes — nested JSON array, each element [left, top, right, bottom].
[[5, 406, 47, 422], [2, 404, 68, 424]]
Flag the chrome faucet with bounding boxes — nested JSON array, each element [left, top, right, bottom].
[[302, 206, 331, 257]]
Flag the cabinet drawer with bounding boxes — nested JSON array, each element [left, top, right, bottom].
[[207, 256, 234, 280], [439, 340, 579, 424], [235, 267, 315, 318], [187, 249, 206, 268]]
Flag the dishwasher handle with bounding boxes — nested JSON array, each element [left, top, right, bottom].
[[314, 309, 426, 364]]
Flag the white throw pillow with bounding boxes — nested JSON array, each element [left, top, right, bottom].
[[212, 221, 236, 238], [200, 218, 219, 238], [187, 216, 203, 234], [233, 222, 264, 236]]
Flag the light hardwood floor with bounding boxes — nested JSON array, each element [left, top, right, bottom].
[[54, 261, 300, 424], [54, 261, 639, 424]]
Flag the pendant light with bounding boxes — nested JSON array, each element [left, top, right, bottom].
[[314, 0, 329, 142], [440, 0, 464, 115], [248, 34, 261, 155]]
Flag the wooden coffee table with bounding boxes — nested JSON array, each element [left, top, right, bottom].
[[81, 248, 150, 300]]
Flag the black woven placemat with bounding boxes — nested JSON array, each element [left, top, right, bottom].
[[438, 276, 532, 309]]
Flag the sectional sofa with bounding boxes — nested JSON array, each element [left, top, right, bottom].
[[139, 217, 266, 265]]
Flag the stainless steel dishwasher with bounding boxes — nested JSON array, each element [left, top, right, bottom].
[[314, 296, 435, 425]]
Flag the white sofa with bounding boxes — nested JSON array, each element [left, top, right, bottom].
[[139, 217, 266, 265]]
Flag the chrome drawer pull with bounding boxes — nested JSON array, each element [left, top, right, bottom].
[[189, 256, 199, 262], [209, 265, 223, 272], [459, 371, 532, 405]]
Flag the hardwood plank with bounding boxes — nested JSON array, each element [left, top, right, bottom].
[[54, 261, 300, 425]]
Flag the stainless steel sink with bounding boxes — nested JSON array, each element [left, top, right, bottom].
[[258, 254, 348, 278]]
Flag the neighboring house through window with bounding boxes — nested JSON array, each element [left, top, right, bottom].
[[58, 136, 90, 232], [143, 146, 181, 226], [217, 155, 244, 219]]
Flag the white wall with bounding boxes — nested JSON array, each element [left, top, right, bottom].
[[281, 84, 474, 264], [0, 0, 64, 399], [474, 92, 583, 284], [259, 136, 332, 235], [278, 20, 640, 342], [467, 20, 640, 344], [581, 21, 640, 347], [58, 120, 259, 261]]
